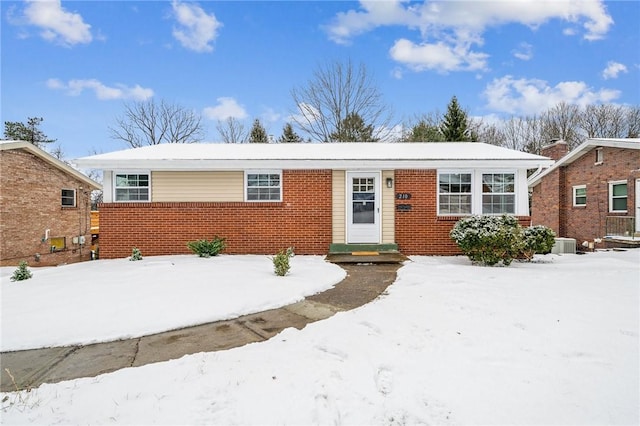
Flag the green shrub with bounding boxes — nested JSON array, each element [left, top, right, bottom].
[[187, 236, 226, 257], [271, 247, 294, 276], [11, 261, 33, 281], [450, 215, 524, 266], [521, 225, 556, 261], [129, 247, 143, 261]]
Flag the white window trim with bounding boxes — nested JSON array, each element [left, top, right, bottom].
[[436, 170, 519, 216], [572, 185, 587, 207], [61, 188, 77, 207], [595, 148, 603, 165], [609, 180, 627, 213], [480, 170, 517, 215], [437, 170, 473, 216], [113, 171, 151, 202], [244, 170, 282, 202]]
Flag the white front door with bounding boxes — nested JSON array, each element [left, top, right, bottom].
[[347, 172, 380, 244], [636, 179, 640, 233]]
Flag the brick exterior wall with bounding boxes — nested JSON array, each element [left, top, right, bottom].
[[0, 149, 93, 266], [394, 170, 531, 255], [531, 146, 640, 244], [98, 170, 333, 258]]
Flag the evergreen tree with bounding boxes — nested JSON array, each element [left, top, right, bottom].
[[404, 120, 445, 142], [440, 96, 474, 141], [328, 112, 377, 142], [277, 123, 303, 143], [248, 118, 269, 143], [3, 117, 56, 147]]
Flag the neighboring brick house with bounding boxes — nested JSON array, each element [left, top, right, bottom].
[[0, 140, 101, 266], [74, 142, 552, 258], [529, 138, 640, 248]]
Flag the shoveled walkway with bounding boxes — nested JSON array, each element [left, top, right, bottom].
[[0, 262, 402, 392]]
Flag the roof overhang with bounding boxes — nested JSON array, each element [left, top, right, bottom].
[[1, 140, 102, 190], [528, 138, 640, 187], [74, 142, 554, 171]]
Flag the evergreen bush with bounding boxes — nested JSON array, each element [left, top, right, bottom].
[[11, 261, 33, 281], [187, 236, 226, 257], [521, 225, 556, 261], [130, 247, 143, 261], [450, 215, 524, 266], [271, 247, 294, 276]]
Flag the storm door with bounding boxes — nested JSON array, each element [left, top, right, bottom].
[[346, 172, 380, 244]]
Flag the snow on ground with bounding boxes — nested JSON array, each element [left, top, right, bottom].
[[0, 255, 345, 351], [2, 250, 639, 425]]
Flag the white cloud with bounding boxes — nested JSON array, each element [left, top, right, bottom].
[[171, 0, 222, 53], [602, 61, 628, 80], [46, 78, 153, 101], [23, 0, 92, 46], [512, 42, 533, 61], [202, 97, 247, 120], [325, 0, 612, 73], [483, 75, 620, 115], [390, 38, 489, 73]]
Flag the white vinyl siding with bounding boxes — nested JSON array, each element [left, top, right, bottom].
[[153, 171, 243, 202]]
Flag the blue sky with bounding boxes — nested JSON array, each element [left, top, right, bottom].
[[1, 0, 638, 158]]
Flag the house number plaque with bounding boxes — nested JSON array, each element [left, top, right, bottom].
[[396, 204, 412, 211], [396, 193, 412, 200]]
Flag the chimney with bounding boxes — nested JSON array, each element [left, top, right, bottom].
[[540, 139, 569, 161]]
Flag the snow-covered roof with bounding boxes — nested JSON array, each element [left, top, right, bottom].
[[1, 140, 101, 189], [74, 142, 553, 171], [528, 138, 640, 187]]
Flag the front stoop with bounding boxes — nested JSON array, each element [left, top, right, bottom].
[[326, 243, 409, 264]]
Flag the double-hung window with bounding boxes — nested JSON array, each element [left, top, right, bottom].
[[573, 185, 586, 207], [482, 173, 515, 214], [438, 172, 472, 214], [609, 181, 627, 212], [245, 171, 282, 201], [114, 173, 150, 202], [61, 189, 76, 207]]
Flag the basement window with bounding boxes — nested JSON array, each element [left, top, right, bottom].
[[50, 237, 66, 251]]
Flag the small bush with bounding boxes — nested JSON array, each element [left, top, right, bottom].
[[129, 247, 143, 261], [11, 261, 33, 281], [187, 236, 226, 257], [521, 225, 556, 261], [450, 215, 524, 266], [271, 247, 294, 276]]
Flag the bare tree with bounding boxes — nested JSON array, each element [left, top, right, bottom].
[[538, 102, 582, 150], [626, 105, 640, 138], [291, 59, 395, 142], [216, 117, 247, 143], [110, 99, 204, 148]]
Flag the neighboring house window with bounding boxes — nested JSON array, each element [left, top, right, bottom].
[[245, 171, 282, 201], [573, 185, 586, 207], [609, 181, 627, 212], [482, 173, 515, 214], [61, 189, 76, 207], [114, 173, 150, 202], [438, 172, 472, 214], [595, 148, 603, 164]]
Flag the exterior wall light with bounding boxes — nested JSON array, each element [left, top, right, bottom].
[[386, 177, 393, 188]]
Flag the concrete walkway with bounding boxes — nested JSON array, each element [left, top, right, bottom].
[[0, 263, 401, 392]]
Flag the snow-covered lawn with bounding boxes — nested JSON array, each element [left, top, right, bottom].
[[0, 255, 346, 351], [2, 250, 639, 425]]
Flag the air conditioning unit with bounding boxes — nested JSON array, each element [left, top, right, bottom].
[[551, 237, 576, 254]]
